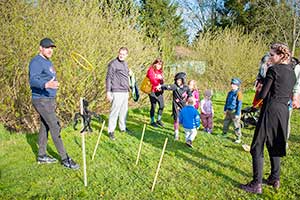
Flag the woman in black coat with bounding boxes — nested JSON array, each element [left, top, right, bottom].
[[240, 43, 296, 194]]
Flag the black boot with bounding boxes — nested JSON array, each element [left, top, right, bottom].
[[240, 180, 262, 194]]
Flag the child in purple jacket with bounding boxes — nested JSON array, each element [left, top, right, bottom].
[[200, 89, 214, 133]]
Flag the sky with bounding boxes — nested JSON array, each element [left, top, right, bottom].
[[175, 0, 224, 43]]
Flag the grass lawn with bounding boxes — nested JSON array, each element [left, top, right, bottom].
[[1, 91, 300, 199]]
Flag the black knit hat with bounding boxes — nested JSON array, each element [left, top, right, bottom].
[[174, 72, 186, 84]]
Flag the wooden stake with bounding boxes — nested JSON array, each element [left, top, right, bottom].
[[80, 97, 87, 187], [82, 132, 87, 187], [151, 137, 168, 192], [92, 120, 105, 160], [136, 124, 146, 165]]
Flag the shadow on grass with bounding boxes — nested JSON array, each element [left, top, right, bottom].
[[175, 151, 242, 186], [25, 133, 60, 160], [126, 107, 251, 187]]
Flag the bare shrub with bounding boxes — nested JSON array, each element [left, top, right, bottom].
[[191, 28, 267, 91], [0, 0, 156, 131]]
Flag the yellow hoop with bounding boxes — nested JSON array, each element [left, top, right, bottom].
[[70, 51, 94, 71]]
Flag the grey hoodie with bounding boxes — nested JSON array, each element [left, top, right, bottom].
[[106, 58, 130, 93]]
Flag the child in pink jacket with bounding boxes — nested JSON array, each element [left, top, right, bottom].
[[188, 80, 199, 109]]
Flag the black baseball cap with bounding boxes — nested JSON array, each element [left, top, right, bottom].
[[40, 38, 56, 48]]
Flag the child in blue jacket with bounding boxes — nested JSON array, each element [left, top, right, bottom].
[[179, 97, 201, 147], [222, 78, 243, 143]]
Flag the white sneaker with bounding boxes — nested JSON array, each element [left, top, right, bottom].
[[234, 139, 241, 144], [174, 132, 179, 141]]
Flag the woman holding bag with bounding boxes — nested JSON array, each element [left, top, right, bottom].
[[147, 58, 165, 127]]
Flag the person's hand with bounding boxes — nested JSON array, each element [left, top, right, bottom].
[[156, 84, 162, 91], [224, 111, 227, 115], [45, 77, 59, 89], [106, 92, 113, 102], [256, 83, 263, 92], [129, 68, 133, 76], [292, 95, 300, 109], [156, 74, 163, 80]]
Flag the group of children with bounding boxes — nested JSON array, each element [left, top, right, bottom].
[[155, 72, 243, 147]]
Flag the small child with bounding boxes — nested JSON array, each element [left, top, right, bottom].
[[252, 53, 272, 108], [200, 89, 214, 133], [223, 78, 243, 143], [160, 72, 192, 140], [179, 97, 200, 147], [188, 80, 199, 109]]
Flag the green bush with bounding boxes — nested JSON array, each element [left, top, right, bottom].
[[0, 0, 157, 132]]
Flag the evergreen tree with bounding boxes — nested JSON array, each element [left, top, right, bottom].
[[214, 0, 254, 31], [138, 0, 187, 57]]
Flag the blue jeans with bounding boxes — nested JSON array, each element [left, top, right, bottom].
[[32, 98, 67, 160]]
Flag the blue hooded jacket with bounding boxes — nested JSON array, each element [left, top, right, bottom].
[[29, 54, 57, 99], [179, 105, 200, 129], [224, 89, 243, 115]]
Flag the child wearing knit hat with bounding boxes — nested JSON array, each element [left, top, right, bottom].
[[222, 78, 243, 143], [200, 89, 214, 134]]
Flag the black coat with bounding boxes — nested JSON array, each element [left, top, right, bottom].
[[161, 84, 192, 120], [251, 64, 296, 157]]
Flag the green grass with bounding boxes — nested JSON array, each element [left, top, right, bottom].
[[1, 91, 300, 199]]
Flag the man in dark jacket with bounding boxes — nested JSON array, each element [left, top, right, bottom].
[[106, 47, 131, 140], [29, 38, 79, 169]]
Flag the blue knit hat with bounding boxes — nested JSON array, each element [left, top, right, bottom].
[[231, 78, 241, 86]]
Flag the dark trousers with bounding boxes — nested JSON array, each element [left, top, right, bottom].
[[252, 156, 280, 183], [251, 138, 281, 183], [32, 98, 67, 160], [149, 92, 164, 118]]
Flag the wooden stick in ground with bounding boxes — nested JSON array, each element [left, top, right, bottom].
[[81, 132, 87, 186], [151, 137, 168, 192], [136, 124, 146, 165], [92, 120, 105, 161], [80, 97, 87, 187]]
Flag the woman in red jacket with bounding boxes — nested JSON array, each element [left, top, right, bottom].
[[147, 58, 165, 127]]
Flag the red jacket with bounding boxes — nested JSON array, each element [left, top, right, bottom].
[[147, 66, 164, 92]]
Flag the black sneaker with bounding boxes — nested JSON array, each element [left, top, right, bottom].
[[61, 156, 80, 170], [109, 132, 115, 140], [37, 155, 57, 164], [186, 140, 193, 148], [150, 122, 158, 127], [156, 120, 165, 127]]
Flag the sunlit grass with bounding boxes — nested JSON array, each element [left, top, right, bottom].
[[1, 91, 300, 199]]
